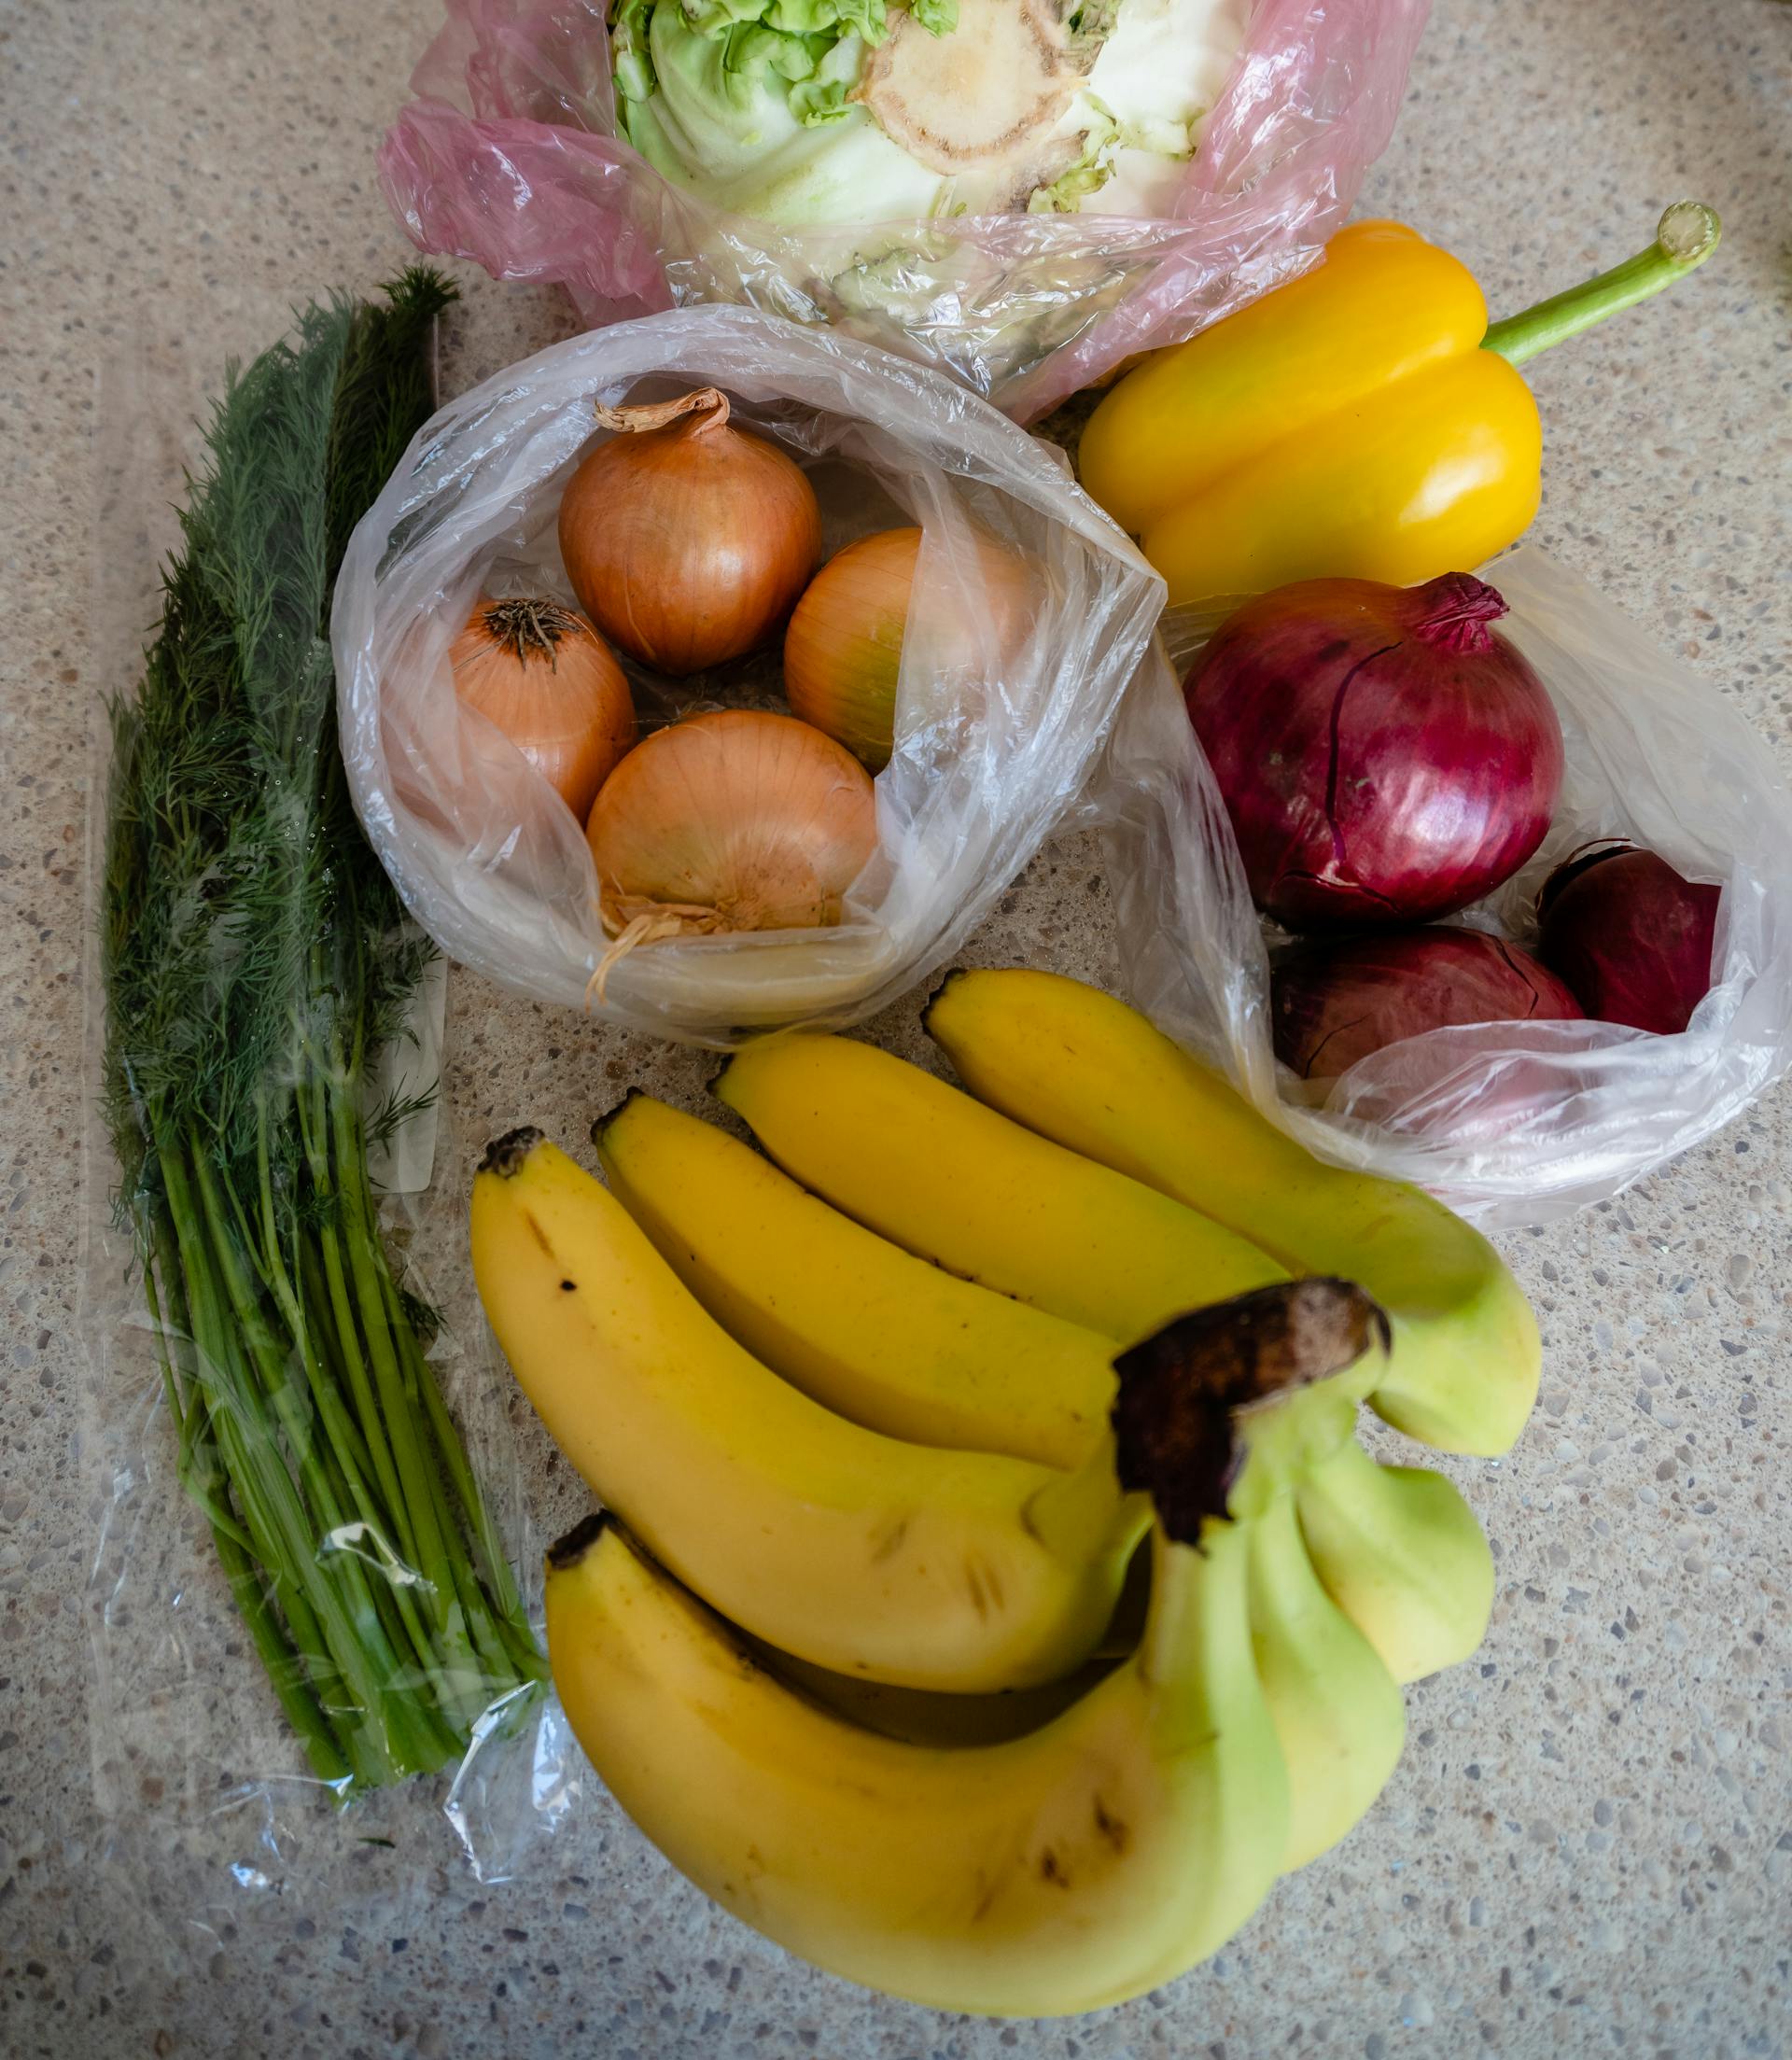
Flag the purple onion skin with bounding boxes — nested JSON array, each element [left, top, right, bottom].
[[1187, 573, 1565, 932], [1273, 927, 1585, 1080], [1535, 842, 1720, 1034]]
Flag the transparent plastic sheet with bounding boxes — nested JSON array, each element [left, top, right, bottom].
[[376, 0, 1428, 419], [1098, 547, 1792, 1226], [79, 295, 565, 1934], [333, 302, 1168, 1045]]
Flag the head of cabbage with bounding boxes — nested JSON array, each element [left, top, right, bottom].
[[611, 0, 1248, 228]]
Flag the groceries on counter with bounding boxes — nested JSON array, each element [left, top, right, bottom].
[[480, 972, 1512, 2010], [83, 0, 1792, 2030], [98, 109, 1780, 2026]]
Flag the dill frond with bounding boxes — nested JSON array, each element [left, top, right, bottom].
[[100, 273, 543, 1792]]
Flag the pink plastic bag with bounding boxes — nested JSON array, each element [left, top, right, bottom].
[[381, 0, 1427, 417]]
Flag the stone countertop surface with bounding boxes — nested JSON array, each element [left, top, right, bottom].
[[3, 0, 1790, 2054]]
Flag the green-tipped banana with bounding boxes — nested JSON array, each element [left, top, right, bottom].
[[1245, 1492, 1406, 1869], [1295, 1436, 1496, 1685], [547, 1513, 1290, 2016], [924, 967, 1540, 1457], [715, 1033, 1289, 1346], [594, 1090, 1113, 1469]]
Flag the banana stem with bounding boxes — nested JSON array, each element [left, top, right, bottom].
[[1226, 1380, 1364, 1520], [1481, 201, 1720, 367]]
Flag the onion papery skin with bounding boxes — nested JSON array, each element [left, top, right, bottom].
[[783, 526, 1033, 773], [1535, 841, 1721, 1034], [1272, 927, 1585, 1081], [586, 708, 876, 946], [558, 388, 821, 678], [1186, 574, 1565, 932], [449, 596, 636, 822]]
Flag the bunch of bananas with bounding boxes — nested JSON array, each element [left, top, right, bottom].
[[470, 970, 1538, 2017]]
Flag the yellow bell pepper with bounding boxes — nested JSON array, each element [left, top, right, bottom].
[[1079, 203, 1721, 608]]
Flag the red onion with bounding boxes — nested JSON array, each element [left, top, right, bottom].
[[1535, 841, 1720, 1033], [1187, 574, 1564, 932], [1273, 928, 1585, 1080]]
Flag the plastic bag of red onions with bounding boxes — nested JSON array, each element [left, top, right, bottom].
[[1099, 548, 1792, 1224], [333, 304, 1164, 1044]]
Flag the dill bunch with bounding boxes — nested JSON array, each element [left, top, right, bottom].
[[102, 272, 544, 1791]]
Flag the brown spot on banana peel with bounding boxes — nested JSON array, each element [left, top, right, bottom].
[[1038, 1847, 1071, 1887], [965, 1559, 987, 1619], [961, 1555, 1007, 1620], [1092, 1797, 1129, 1854], [1112, 1280, 1390, 1546]]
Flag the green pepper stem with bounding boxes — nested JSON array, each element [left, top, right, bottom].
[[1481, 202, 1721, 368]]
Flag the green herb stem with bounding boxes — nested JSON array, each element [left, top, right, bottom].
[[161, 1143, 389, 1785], [142, 1211, 347, 1784], [100, 272, 540, 1795]]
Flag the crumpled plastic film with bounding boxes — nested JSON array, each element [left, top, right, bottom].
[[378, 0, 1428, 417], [1099, 548, 1792, 1226], [333, 302, 1167, 1044]]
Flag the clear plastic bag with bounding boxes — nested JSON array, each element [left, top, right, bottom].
[[1099, 547, 1792, 1226], [332, 301, 1167, 1045], [80, 287, 559, 1921], [378, 0, 1427, 417]]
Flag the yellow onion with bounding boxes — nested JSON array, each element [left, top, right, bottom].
[[585, 709, 876, 989], [783, 526, 1034, 772], [449, 596, 636, 821], [558, 388, 821, 677]]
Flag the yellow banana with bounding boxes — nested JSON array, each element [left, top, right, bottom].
[[715, 1034, 1289, 1345], [546, 1512, 1290, 2016], [924, 968, 1540, 1457], [469, 1129, 1145, 1692], [706, 1020, 1491, 1706], [1245, 1490, 1406, 1870], [593, 1091, 1113, 1469], [774, 1492, 1408, 1871], [1295, 1436, 1495, 1685]]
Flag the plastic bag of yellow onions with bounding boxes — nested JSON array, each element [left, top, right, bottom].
[[333, 305, 1164, 1044]]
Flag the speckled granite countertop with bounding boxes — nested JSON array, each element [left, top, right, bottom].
[[3, 1, 1790, 2054]]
